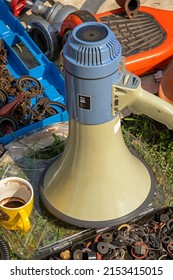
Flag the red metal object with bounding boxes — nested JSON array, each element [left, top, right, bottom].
[[0, 92, 26, 116], [60, 11, 100, 36], [11, 0, 27, 17], [60, 6, 173, 76]]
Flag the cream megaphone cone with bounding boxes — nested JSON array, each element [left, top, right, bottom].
[[41, 116, 155, 228], [40, 22, 173, 228]]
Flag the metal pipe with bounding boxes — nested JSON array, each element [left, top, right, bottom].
[[116, 0, 140, 18], [27, 1, 77, 60]]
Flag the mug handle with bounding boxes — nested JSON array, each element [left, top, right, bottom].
[[18, 209, 31, 232]]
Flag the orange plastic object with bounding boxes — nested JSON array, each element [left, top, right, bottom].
[[158, 61, 173, 104], [60, 6, 173, 76]]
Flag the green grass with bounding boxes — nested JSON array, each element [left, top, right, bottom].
[[122, 114, 173, 191], [25, 134, 65, 160]]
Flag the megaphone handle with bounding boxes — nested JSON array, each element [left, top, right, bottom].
[[129, 86, 173, 129]]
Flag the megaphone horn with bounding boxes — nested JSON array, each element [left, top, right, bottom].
[[40, 22, 173, 228]]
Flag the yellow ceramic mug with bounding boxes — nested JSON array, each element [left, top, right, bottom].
[[0, 177, 34, 232]]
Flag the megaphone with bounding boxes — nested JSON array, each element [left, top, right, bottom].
[[40, 22, 173, 228]]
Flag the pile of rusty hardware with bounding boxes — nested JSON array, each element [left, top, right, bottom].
[[49, 207, 173, 260], [0, 39, 66, 137]]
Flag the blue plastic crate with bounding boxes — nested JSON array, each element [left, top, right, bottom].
[[0, 0, 68, 145]]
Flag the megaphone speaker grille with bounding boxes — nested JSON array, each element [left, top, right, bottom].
[[76, 24, 108, 42]]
